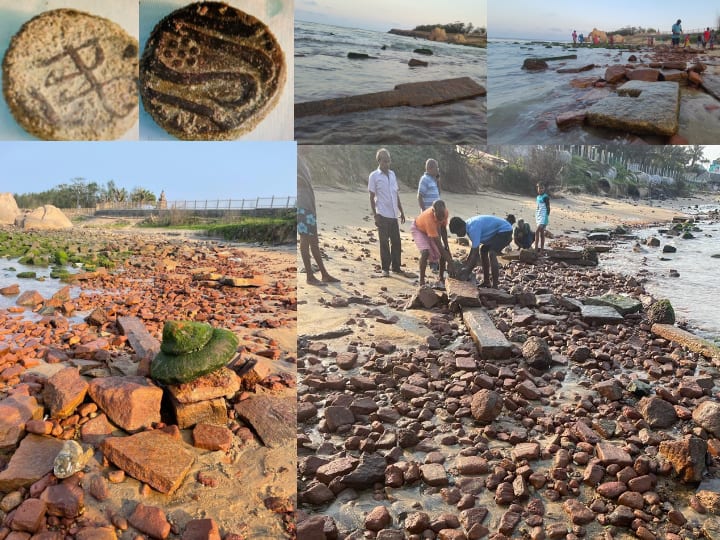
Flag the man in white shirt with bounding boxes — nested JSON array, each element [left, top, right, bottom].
[[368, 148, 405, 277]]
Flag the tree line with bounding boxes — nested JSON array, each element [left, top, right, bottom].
[[14, 178, 157, 209]]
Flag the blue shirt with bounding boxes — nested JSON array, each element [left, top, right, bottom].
[[417, 173, 440, 210], [465, 215, 512, 248]]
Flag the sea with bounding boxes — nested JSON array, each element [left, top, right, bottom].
[[599, 203, 720, 343], [487, 38, 720, 144], [294, 20, 487, 144]]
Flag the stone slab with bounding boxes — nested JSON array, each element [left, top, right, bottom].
[[295, 77, 486, 117], [233, 394, 295, 448], [580, 304, 624, 323], [101, 431, 195, 494], [88, 376, 163, 432], [0, 434, 65, 491], [586, 80, 679, 136], [167, 367, 240, 404], [117, 316, 160, 361], [0, 395, 44, 448], [651, 324, 720, 359], [462, 308, 512, 359], [701, 74, 720, 101], [171, 397, 228, 429], [446, 278, 481, 307], [584, 294, 642, 315]]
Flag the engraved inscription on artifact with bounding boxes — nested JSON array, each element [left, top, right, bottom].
[[140, 2, 286, 140], [2, 9, 138, 141]]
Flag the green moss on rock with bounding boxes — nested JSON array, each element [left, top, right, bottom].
[[160, 320, 215, 355], [647, 299, 675, 325], [17, 271, 36, 279], [151, 327, 239, 384]]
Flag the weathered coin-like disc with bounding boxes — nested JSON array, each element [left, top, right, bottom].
[[2, 9, 138, 140], [140, 2, 286, 140]]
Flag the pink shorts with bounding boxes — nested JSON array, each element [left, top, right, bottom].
[[411, 221, 440, 262]]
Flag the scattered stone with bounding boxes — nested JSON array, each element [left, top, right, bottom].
[[659, 436, 707, 483], [647, 299, 675, 324], [129, 503, 171, 539], [470, 389, 503, 424], [43, 367, 88, 419], [40, 482, 84, 518], [88, 376, 162, 432], [584, 293, 642, 315], [101, 430, 195, 494], [182, 518, 221, 540], [192, 423, 233, 452], [463, 308, 512, 359], [638, 396, 677, 428], [11, 498, 47, 533], [233, 394, 295, 448], [0, 395, 44, 447], [521, 336, 552, 369], [53, 440, 93, 479]]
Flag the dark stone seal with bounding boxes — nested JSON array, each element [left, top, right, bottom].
[[140, 2, 286, 140]]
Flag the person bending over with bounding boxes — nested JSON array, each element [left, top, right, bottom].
[[449, 214, 512, 289], [410, 199, 455, 287]]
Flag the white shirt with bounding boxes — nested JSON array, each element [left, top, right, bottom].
[[368, 167, 399, 219]]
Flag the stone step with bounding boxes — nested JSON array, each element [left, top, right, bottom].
[[651, 323, 720, 359], [295, 77, 486, 117], [462, 308, 512, 359]]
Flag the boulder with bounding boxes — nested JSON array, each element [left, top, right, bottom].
[[522, 336, 552, 369], [647, 299, 675, 324], [693, 401, 720, 438], [151, 322, 239, 384], [0, 193, 20, 225], [585, 293, 641, 315], [523, 59, 548, 70], [470, 389, 503, 424], [408, 58, 428, 67], [16, 205, 72, 230], [0, 434, 65, 491], [604, 65, 627, 84], [659, 436, 707, 483], [233, 394, 295, 448], [638, 396, 677, 428], [0, 395, 44, 447], [129, 503, 171, 539]]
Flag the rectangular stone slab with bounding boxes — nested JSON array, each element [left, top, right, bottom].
[[101, 431, 194, 494], [117, 316, 160, 361], [462, 308, 512, 359], [233, 394, 295, 448], [651, 324, 720, 359], [446, 278, 481, 307], [295, 77, 486, 117], [580, 304, 624, 323], [701, 74, 720, 101], [586, 80, 679, 136]]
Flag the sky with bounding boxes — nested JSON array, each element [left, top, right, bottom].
[[703, 146, 720, 164], [0, 142, 297, 201], [296, 0, 486, 32], [490, 0, 719, 40]]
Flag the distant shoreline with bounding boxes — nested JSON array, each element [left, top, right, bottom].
[[388, 28, 487, 48]]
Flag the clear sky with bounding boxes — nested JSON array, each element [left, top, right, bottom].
[[0, 142, 296, 201], [490, 0, 719, 40], [296, 0, 486, 32]]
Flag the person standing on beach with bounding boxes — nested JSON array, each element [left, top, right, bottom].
[[534, 182, 550, 254], [704, 28, 711, 48], [297, 157, 340, 286], [411, 199, 455, 287], [671, 19, 682, 47], [449, 214, 512, 289], [417, 158, 441, 211], [572, 30, 577, 44], [369, 148, 406, 277]]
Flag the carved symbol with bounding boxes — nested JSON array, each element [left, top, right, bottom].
[[31, 38, 135, 123]]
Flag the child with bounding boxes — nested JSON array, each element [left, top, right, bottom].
[[534, 183, 550, 254]]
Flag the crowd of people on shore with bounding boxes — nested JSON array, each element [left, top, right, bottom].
[[298, 149, 552, 291], [570, 19, 716, 49]]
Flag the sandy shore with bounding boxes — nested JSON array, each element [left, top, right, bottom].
[[298, 189, 713, 339]]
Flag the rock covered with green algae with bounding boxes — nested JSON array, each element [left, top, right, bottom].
[[160, 320, 214, 355], [151, 321, 239, 384]]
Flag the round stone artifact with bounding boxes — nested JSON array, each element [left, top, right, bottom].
[[2, 9, 138, 140], [140, 2, 286, 140]]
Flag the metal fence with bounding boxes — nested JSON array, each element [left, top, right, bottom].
[[96, 197, 296, 211]]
